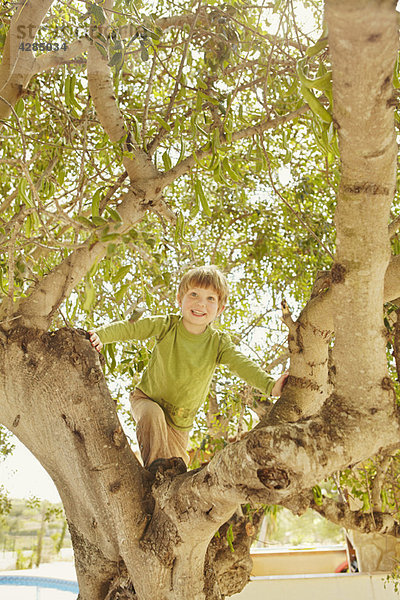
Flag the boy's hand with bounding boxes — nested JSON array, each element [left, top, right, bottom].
[[271, 372, 289, 397], [89, 331, 103, 352]]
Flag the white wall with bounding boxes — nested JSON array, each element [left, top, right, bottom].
[[231, 573, 399, 600]]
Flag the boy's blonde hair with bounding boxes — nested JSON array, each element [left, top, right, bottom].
[[178, 266, 229, 308]]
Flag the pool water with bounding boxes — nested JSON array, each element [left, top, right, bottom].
[[0, 575, 78, 598], [0, 585, 76, 598]]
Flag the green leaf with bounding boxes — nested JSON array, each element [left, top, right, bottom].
[[162, 151, 172, 170], [196, 78, 208, 90], [297, 58, 332, 93], [64, 76, 70, 106], [189, 184, 200, 219], [140, 44, 149, 61], [94, 41, 108, 58], [194, 179, 211, 217], [75, 216, 96, 229], [14, 98, 24, 117], [222, 157, 240, 182], [100, 232, 120, 241], [174, 212, 185, 245], [224, 113, 233, 142], [131, 115, 141, 144], [92, 215, 108, 227], [24, 214, 32, 238], [115, 282, 131, 303], [113, 265, 131, 283], [92, 190, 101, 217], [144, 27, 160, 41], [226, 524, 235, 552], [83, 278, 95, 312], [57, 170, 65, 186], [105, 343, 117, 372], [109, 51, 124, 69], [89, 3, 106, 24], [312, 485, 323, 506], [305, 36, 329, 58], [283, 150, 291, 164], [300, 85, 332, 124], [64, 75, 76, 107], [18, 178, 32, 207], [212, 128, 220, 151], [177, 136, 186, 163], [154, 114, 171, 132], [105, 207, 122, 222], [199, 91, 219, 106]]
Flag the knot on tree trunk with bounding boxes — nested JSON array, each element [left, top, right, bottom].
[[139, 509, 183, 568], [148, 456, 188, 480], [104, 572, 136, 600], [331, 262, 347, 284], [257, 466, 290, 490]]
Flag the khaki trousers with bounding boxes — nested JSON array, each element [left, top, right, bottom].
[[130, 388, 190, 468]]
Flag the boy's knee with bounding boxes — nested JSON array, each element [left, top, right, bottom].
[[137, 399, 166, 424]]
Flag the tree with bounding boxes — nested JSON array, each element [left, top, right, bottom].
[[0, 0, 400, 598]]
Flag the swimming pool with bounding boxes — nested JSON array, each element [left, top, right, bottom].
[[0, 575, 78, 598]]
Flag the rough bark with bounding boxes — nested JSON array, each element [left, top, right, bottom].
[[205, 510, 264, 597], [311, 497, 400, 539], [328, 0, 396, 413]]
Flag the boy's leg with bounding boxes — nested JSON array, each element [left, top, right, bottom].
[[165, 423, 190, 466], [130, 388, 190, 467]]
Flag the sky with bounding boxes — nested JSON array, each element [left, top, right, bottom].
[[0, 438, 61, 503], [0, 392, 138, 502], [0, 391, 138, 503]]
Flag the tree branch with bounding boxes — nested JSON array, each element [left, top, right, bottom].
[[86, 1, 164, 196], [34, 38, 91, 73], [9, 187, 148, 329], [0, 0, 55, 121], [158, 105, 309, 189], [147, 0, 203, 156], [141, 395, 400, 583], [311, 496, 400, 538], [0, 328, 151, 594]]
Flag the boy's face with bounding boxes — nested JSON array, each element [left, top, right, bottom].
[[177, 285, 225, 334]]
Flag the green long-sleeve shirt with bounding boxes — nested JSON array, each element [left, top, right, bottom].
[[96, 315, 274, 430]]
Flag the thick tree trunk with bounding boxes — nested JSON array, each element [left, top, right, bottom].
[[266, 0, 399, 427], [0, 326, 245, 599], [0, 327, 148, 597]]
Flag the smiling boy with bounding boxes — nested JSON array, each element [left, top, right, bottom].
[[89, 266, 287, 471]]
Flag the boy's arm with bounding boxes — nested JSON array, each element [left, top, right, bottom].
[[90, 315, 174, 348], [217, 335, 285, 397]]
